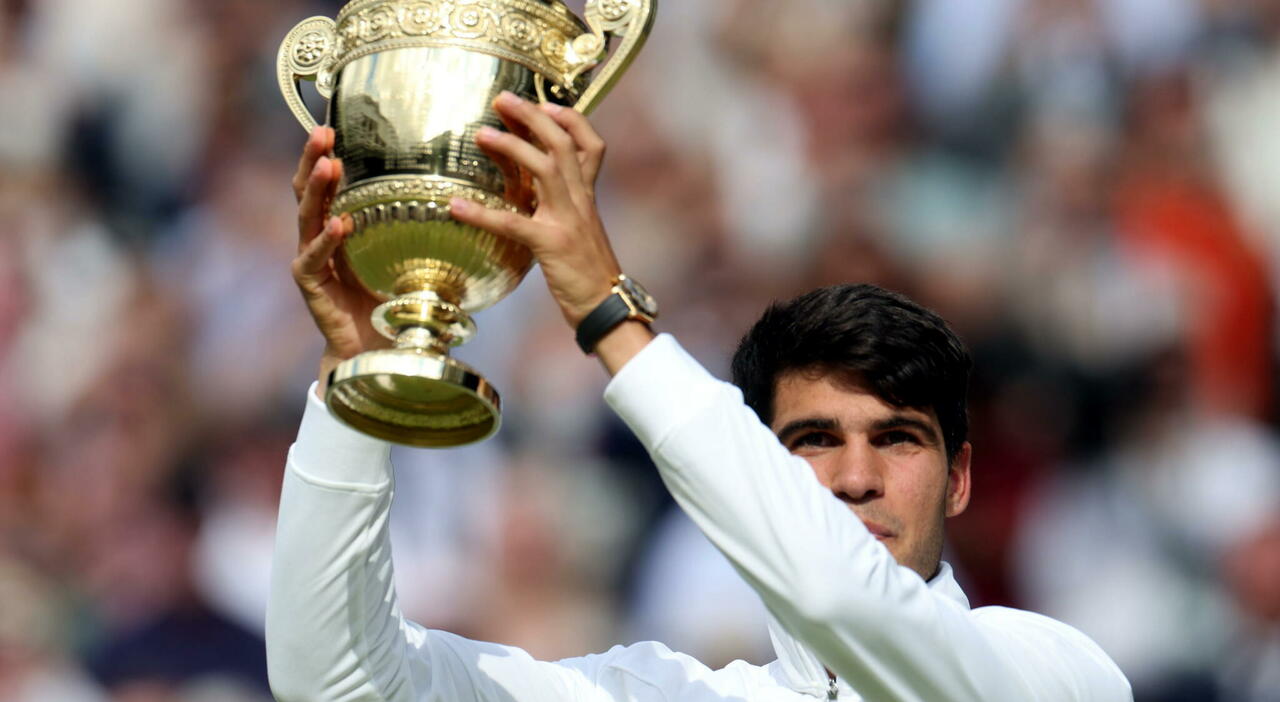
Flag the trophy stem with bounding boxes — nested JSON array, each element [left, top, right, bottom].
[[393, 326, 446, 353], [372, 290, 477, 356], [325, 289, 499, 448]]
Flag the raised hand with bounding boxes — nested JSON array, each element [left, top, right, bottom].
[[290, 126, 390, 392], [449, 92, 624, 330], [449, 92, 655, 371]]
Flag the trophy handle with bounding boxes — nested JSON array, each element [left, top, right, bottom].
[[568, 0, 658, 115], [277, 16, 339, 133]]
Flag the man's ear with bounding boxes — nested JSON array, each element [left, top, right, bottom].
[[945, 442, 972, 518]]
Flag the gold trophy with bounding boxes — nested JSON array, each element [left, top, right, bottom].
[[277, 0, 655, 447]]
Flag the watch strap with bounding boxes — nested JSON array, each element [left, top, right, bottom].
[[576, 292, 633, 354]]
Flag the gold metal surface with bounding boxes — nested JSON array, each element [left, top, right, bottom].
[[571, 0, 657, 113], [334, 0, 591, 93], [327, 351, 500, 447], [277, 0, 656, 447], [278, 16, 339, 132]]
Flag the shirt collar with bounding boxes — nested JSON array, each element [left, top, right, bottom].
[[765, 561, 970, 696]]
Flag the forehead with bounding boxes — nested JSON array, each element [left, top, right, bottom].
[[770, 368, 939, 429]]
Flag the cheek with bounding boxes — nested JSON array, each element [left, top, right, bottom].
[[885, 459, 950, 523], [801, 454, 837, 489]]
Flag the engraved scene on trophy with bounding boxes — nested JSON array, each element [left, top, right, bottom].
[[321, 45, 544, 309], [331, 47, 537, 194]]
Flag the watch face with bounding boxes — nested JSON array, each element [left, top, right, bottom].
[[620, 276, 659, 318]]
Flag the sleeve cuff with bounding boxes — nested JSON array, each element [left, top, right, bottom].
[[603, 334, 727, 449], [290, 382, 393, 488]]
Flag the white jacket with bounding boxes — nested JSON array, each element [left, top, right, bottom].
[[267, 335, 1132, 701]]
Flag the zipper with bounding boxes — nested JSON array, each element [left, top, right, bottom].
[[827, 674, 838, 700]]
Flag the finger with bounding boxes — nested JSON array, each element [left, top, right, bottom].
[[492, 107, 535, 148], [298, 156, 338, 250], [330, 215, 362, 288], [293, 127, 334, 202], [475, 139, 536, 211], [450, 197, 552, 251], [541, 103, 606, 188], [292, 215, 347, 283], [493, 92, 583, 187], [475, 125, 572, 208], [324, 158, 345, 213]]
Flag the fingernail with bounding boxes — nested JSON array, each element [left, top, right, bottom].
[[541, 102, 562, 114], [450, 197, 473, 213], [476, 125, 500, 141], [313, 156, 329, 177], [497, 91, 522, 106]]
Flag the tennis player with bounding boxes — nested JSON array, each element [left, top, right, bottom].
[[267, 92, 1132, 701]]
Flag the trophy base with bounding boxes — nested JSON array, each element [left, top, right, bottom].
[[325, 349, 500, 448]]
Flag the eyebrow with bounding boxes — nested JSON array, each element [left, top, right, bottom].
[[871, 415, 942, 446], [773, 414, 942, 446], [775, 417, 839, 444]]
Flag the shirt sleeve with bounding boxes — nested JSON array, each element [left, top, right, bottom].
[[604, 335, 1132, 702], [265, 386, 600, 702]]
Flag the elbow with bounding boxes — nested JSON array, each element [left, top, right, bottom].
[[265, 611, 334, 702], [267, 639, 351, 702], [267, 670, 304, 702], [265, 608, 412, 702], [266, 638, 317, 702]]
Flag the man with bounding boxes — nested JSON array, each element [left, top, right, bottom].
[[267, 92, 1132, 701]]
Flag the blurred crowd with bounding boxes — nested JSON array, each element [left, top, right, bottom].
[[2, 0, 1280, 700]]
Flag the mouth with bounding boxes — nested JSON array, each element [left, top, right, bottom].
[[859, 519, 894, 541]]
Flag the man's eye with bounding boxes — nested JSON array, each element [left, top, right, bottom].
[[877, 430, 919, 446], [791, 432, 837, 449]]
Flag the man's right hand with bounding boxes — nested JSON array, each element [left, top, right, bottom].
[[291, 126, 389, 395]]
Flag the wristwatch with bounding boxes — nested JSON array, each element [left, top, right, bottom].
[[575, 274, 659, 354]]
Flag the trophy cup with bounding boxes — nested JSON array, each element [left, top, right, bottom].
[[277, 0, 655, 447]]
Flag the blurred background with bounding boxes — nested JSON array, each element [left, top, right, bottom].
[[2, 0, 1280, 699]]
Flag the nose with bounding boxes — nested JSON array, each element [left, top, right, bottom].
[[825, 440, 885, 505]]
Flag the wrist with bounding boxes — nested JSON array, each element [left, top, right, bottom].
[[563, 271, 622, 328], [594, 321, 656, 376], [574, 274, 658, 355], [565, 290, 613, 329], [317, 352, 343, 398]]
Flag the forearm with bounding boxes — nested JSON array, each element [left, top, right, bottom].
[[266, 389, 421, 701]]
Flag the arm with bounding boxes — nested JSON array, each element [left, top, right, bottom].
[[603, 336, 1132, 702], [265, 387, 597, 702], [270, 127, 606, 702], [451, 93, 1128, 701], [266, 387, 402, 699]]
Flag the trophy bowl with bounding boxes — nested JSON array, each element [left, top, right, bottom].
[[278, 0, 655, 447]]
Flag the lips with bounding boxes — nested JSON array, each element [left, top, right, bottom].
[[859, 519, 894, 540]]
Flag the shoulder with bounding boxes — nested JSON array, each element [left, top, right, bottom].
[[970, 606, 1133, 701], [555, 641, 766, 702]]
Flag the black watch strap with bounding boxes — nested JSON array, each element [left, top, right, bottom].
[[576, 293, 634, 354]]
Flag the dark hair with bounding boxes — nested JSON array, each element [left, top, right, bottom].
[[730, 284, 971, 462]]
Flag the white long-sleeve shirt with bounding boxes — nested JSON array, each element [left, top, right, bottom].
[[267, 334, 1132, 701]]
